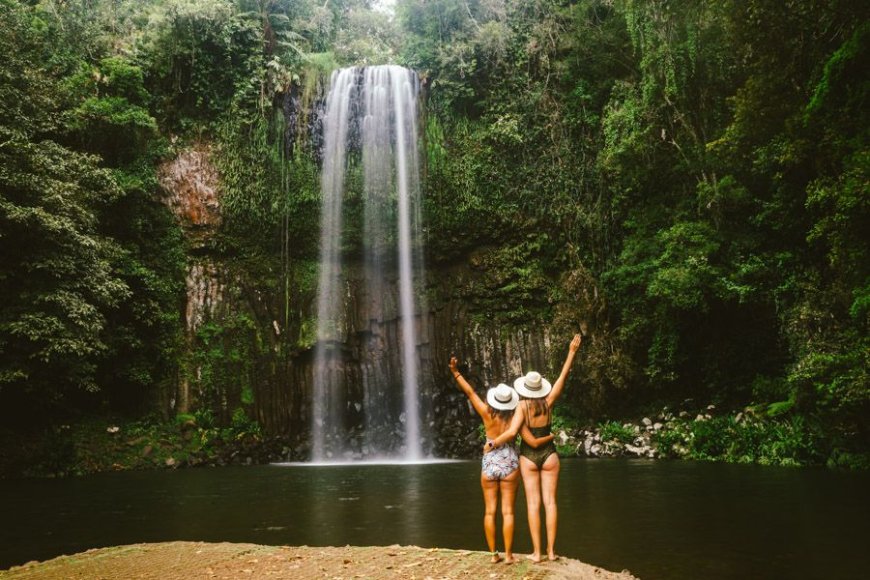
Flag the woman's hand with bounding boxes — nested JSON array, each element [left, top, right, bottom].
[[569, 334, 582, 353], [547, 334, 582, 406], [449, 356, 459, 374]]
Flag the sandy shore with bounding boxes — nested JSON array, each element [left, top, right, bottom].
[[1, 542, 638, 579]]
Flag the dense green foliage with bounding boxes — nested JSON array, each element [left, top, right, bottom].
[[0, 0, 393, 431], [0, 412, 266, 477], [648, 413, 825, 467], [396, 0, 869, 466], [0, 0, 866, 468], [0, 0, 185, 422]]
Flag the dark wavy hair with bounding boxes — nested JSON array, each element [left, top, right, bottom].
[[488, 405, 514, 422]]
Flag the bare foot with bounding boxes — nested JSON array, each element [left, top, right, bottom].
[[491, 552, 502, 564], [504, 554, 515, 564], [548, 553, 560, 561], [527, 553, 542, 564]]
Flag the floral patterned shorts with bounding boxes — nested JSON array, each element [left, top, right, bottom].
[[482, 442, 519, 481]]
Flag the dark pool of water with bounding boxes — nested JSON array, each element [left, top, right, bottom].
[[1, 459, 867, 579]]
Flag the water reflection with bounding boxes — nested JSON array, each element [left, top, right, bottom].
[[401, 464, 421, 540], [0, 460, 867, 580]]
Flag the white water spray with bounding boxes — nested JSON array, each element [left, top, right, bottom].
[[312, 66, 425, 462]]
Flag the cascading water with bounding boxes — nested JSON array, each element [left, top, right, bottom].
[[312, 65, 426, 462]]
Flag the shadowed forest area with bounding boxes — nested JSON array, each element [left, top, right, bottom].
[[0, 0, 868, 473]]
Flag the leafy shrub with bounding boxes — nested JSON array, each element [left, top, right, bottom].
[[175, 413, 196, 426], [223, 407, 261, 441], [688, 417, 732, 460], [827, 449, 870, 470], [652, 428, 689, 458], [551, 408, 584, 433], [193, 408, 216, 429], [598, 420, 636, 444], [753, 417, 821, 467], [675, 414, 824, 467]]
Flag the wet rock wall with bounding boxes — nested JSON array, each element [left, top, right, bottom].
[[158, 143, 588, 457]]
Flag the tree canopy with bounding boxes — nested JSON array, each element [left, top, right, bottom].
[[0, 0, 866, 465]]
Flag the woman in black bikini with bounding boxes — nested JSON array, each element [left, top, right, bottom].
[[488, 334, 581, 563], [450, 357, 555, 564]]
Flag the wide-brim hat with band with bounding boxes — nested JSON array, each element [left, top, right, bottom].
[[513, 371, 552, 399], [487, 383, 519, 410]]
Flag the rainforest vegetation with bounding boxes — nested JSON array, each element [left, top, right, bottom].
[[0, 0, 867, 472]]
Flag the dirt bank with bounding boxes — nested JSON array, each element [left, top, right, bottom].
[[1, 542, 638, 579]]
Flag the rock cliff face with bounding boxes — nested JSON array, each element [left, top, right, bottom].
[[158, 145, 227, 414], [158, 143, 589, 457], [270, 260, 564, 456], [271, 262, 592, 457], [157, 147, 222, 239]]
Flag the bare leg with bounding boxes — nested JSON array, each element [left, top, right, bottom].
[[481, 472, 501, 562], [499, 468, 521, 564], [519, 456, 542, 562], [540, 453, 561, 560]]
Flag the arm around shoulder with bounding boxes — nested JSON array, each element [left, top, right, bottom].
[[521, 425, 555, 448], [489, 401, 526, 448]]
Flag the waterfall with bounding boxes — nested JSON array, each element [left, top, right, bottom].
[[312, 66, 426, 462]]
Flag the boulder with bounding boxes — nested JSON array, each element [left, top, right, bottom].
[[625, 444, 646, 456], [603, 441, 623, 456]]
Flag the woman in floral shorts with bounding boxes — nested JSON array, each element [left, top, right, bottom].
[[449, 357, 554, 564]]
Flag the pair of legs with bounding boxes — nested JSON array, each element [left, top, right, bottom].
[[480, 468, 520, 563], [520, 453, 560, 562]]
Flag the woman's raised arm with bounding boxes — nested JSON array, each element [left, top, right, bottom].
[[450, 356, 488, 419], [546, 334, 582, 407]]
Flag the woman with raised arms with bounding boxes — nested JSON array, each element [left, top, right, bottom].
[[449, 357, 555, 564], [488, 334, 582, 562]]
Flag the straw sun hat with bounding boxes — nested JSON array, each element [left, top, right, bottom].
[[487, 383, 519, 411], [513, 371, 552, 399]]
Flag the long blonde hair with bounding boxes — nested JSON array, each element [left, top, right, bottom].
[[521, 397, 549, 419]]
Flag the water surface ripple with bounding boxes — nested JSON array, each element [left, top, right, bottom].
[[1, 459, 867, 579]]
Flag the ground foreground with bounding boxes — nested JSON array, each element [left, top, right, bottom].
[[0, 542, 638, 579]]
